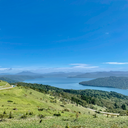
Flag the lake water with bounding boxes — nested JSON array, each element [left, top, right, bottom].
[[24, 77, 128, 96]]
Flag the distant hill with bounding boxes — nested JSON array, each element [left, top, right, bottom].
[[0, 75, 44, 82], [16, 71, 42, 76], [79, 76, 128, 89], [42, 72, 82, 77], [0, 71, 44, 82], [0, 77, 17, 83], [69, 71, 128, 78]]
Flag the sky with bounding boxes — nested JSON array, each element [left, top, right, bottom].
[[1, 0, 128, 73]]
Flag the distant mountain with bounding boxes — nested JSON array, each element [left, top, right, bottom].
[[69, 71, 128, 78], [16, 71, 41, 76], [42, 72, 82, 77], [79, 76, 128, 89], [0, 71, 44, 82]]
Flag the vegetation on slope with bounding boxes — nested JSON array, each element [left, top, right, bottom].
[[0, 77, 17, 83], [0, 82, 128, 127], [16, 82, 128, 114], [0, 75, 44, 82], [0, 80, 10, 88], [79, 76, 128, 89]]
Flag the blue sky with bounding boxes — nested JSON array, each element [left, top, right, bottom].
[[1, 0, 128, 73]]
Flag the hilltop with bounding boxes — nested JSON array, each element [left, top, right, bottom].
[[79, 76, 128, 89]]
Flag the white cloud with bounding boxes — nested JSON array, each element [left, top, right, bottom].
[[70, 63, 98, 69], [104, 62, 128, 65], [0, 63, 99, 73], [0, 68, 12, 71]]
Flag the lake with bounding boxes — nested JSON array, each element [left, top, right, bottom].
[[24, 77, 128, 96]]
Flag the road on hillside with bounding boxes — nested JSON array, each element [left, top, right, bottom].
[[0, 85, 15, 90], [88, 108, 119, 116]]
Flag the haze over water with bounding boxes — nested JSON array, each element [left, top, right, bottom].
[[24, 77, 128, 96]]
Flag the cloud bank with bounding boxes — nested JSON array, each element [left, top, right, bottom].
[[105, 62, 128, 65]]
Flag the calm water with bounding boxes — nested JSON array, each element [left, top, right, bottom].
[[24, 77, 128, 96]]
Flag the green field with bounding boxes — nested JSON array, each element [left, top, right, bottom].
[[0, 84, 128, 128]]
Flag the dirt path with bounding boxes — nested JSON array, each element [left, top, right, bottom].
[[88, 108, 119, 116], [0, 85, 14, 90]]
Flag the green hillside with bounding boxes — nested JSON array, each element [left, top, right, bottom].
[[0, 83, 128, 128], [79, 76, 128, 89], [0, 80, 11, 88], [0, 77, 17, 83]]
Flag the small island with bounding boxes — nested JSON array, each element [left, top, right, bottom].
[[79, 76, 128, 89]]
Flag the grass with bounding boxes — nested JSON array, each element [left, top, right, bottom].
[[0, 114, 128, 128], [0, 80, 10, 88], [0, 85, 128, 128]]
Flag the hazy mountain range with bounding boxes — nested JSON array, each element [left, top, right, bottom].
[[1, 71, 128, 83], [69, 71, 128, 78]]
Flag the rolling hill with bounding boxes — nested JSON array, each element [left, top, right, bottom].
[[79, 76, 128, 89], [0, 81, 128, 128]]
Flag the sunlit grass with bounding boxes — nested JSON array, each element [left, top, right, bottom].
[[0, 86, 128, 128]]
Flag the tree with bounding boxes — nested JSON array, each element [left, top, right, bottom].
[[121, 104, 126, 110]]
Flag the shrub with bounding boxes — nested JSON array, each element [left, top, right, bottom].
[[110, 124, 119, 128], [93, 114, 97, 118], [8, 111, 14, 119], [60, 105, 65, 107], [7, 100, 13, 102], [38, 114, 45, 119], [65, 124, 70, 128], [38, 108, 44, 111], [13, 108, 17, 110], [28, 111, 33, 115], [95, 111, 100, 114], [20, 114, 27, 119], [3, 111, 6, 114], [0, 114, 4, 119], [53, 113, 61, 117], [62, 118, 69, 121], [63, 108, 70, 112]]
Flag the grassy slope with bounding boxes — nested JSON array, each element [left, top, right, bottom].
[[0, 80, 10, 88], [0, 86, 128, 128]]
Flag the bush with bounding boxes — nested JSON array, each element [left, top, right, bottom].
[[53, 113, 61, 117], [62, 118, 69, 121], [13, 108, 17, 110], [38, 114, 45, 119], [7, 100, 13, 102], [93, 114, 97, 118], [0, 114, 4, 119], [110, 124, 119, 128], [28, 111, 33, 115], [60, 105, 65, 107], [3, 111, 6, 114], [65, 124, 70, 128], [20, 114, 27, 119], [8, 112, 14, 119], [38, 108, 44, 111], [63, 108, 70, 112]]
